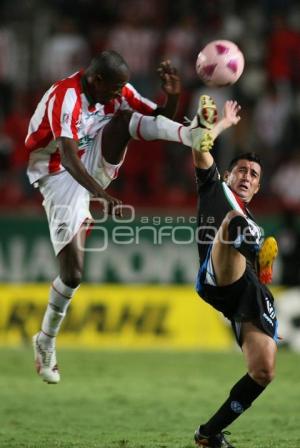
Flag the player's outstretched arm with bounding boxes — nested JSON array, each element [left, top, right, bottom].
[[211, 100, 241, 140], [192, 100, 241, 169], [155, 60, 181, 119], [58, 137, 122, 216]]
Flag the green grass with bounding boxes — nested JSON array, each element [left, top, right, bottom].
[[0, 348, 299, 448]]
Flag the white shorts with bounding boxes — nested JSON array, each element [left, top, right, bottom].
[[37, 128, 126, 256], [39, 170, 92, 256]]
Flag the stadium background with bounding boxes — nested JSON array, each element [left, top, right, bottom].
[[1, 1, 300, 447], [1, 0, 300, 350]]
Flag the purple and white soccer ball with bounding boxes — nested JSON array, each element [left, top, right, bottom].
[[196, 40, 245, 87]]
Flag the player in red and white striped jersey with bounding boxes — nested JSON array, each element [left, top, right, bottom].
[[28, 50, 209, 384], [26, 70, 158, 185]]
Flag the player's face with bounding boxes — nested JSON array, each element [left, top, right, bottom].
[[225, 160, 261, 202], [94, 70, 129, 104]]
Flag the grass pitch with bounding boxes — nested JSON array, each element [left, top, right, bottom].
[[0, 348, 299, 448]]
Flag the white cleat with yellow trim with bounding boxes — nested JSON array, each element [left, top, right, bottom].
[[190, 95, 218, 152]]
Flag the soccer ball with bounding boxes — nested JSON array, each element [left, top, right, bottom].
[[195, 40, 245, 87]]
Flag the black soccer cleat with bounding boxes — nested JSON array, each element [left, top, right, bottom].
[[194, 426, 235, 447]]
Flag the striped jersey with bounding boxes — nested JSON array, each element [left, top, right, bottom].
[[25, 70, 157, 184]]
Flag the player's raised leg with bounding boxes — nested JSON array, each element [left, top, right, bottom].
[[128, 97, 219, 151], [100, 95, 220, 167]]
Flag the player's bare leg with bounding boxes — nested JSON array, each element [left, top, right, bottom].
[[211, 210, 248, 286], [58, 223, 87, 287], [211, 210, 278, 287], [33, 225, 87, 384], [101, 111, 132, 164], [242, 322, 277, 387]]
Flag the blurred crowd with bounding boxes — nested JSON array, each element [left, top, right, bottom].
[[1, 0, 300, 214]]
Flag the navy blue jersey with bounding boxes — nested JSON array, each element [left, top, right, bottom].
[[195, 162, 262, 269]]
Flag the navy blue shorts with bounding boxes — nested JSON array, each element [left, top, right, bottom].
[[196, 253, 278, 346]]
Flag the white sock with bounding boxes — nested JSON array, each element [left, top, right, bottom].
[[39, 276, 79, 347], [128, 112, 192, 147]]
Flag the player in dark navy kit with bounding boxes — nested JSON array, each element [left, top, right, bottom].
[[191, 96, 278, 448]]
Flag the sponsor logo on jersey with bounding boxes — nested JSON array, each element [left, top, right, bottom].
[[62, 113, 70, 124]]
